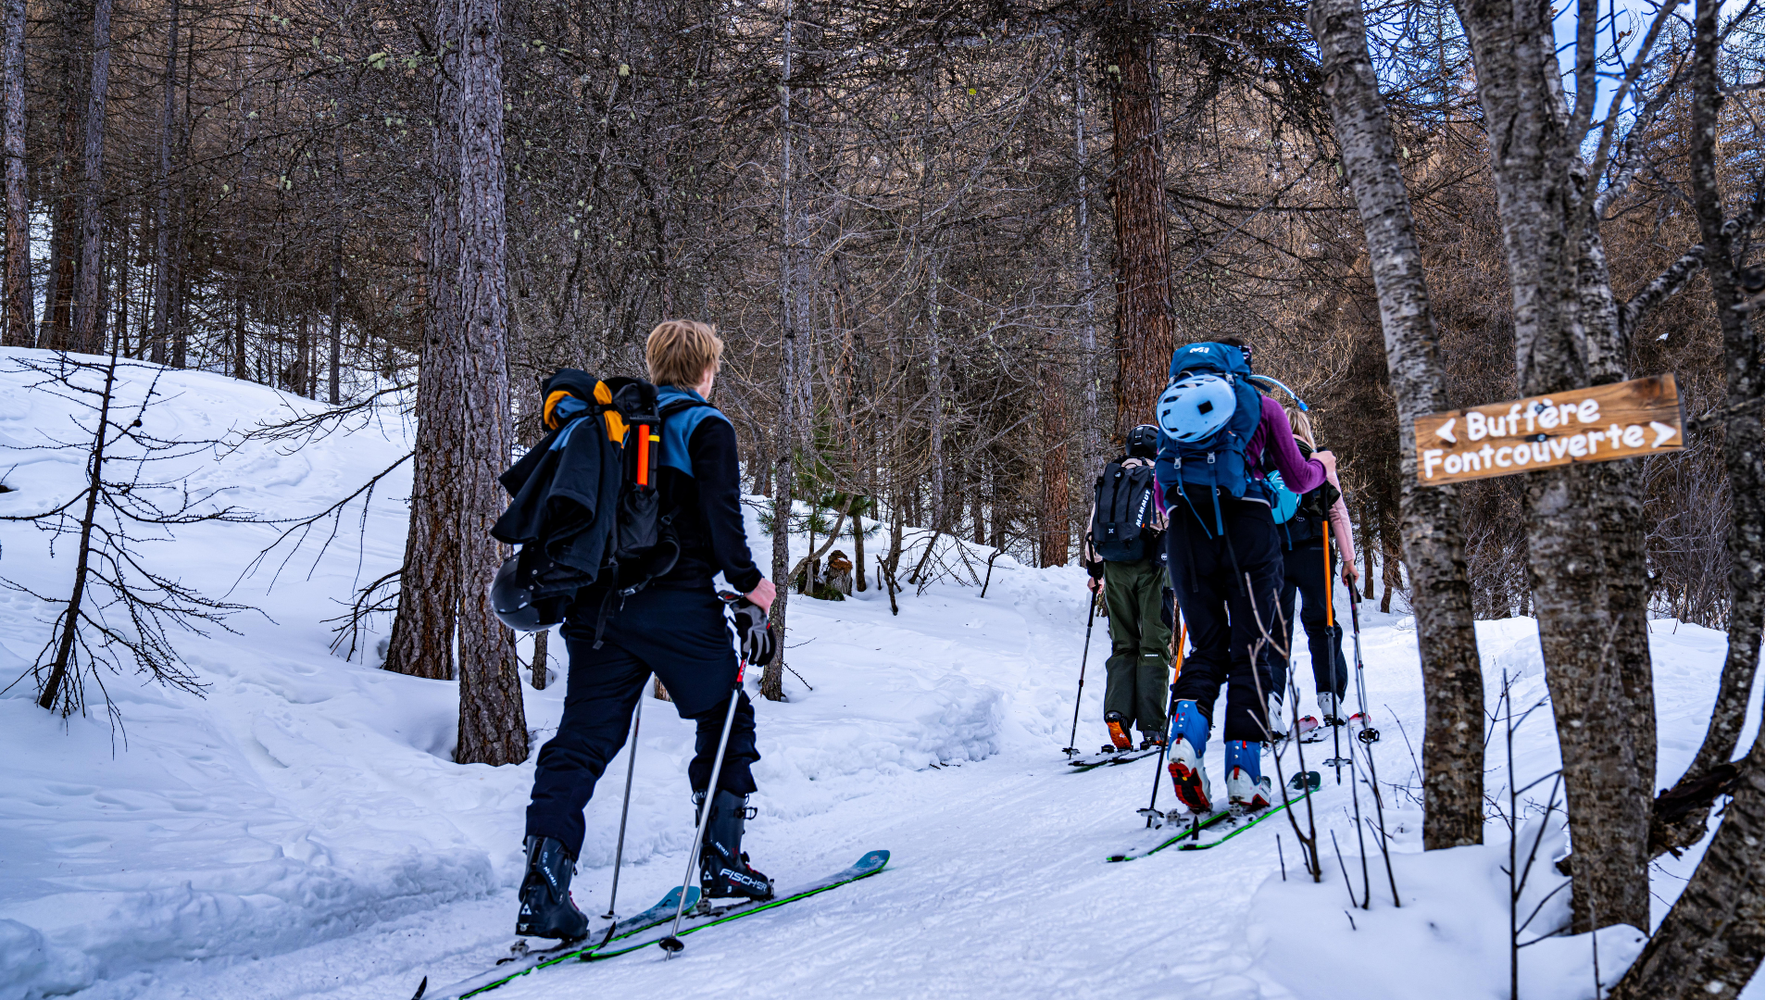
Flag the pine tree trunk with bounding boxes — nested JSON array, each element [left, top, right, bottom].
[[72, 0, 110, 355], [530, 630, 547, 690], [1308, 0, 1487, 850], [1610, 725, 1763, 1000], [1039, 332, 1071, 567], [1102, 11, 1173, 433], [1070, 39, 1100, 481], [148, 0, 178, 366], [447, 0, 525, 766], [384, 11, 463, 685], [2, 0, 31, 349], [1452, 0, 1653, 930]]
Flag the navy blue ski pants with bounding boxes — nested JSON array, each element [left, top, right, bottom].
[[526, 587, 759, 860], [1165, 498, 1283, 744]]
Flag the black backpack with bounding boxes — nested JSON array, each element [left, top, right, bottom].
[[1281, 440, 1342, 545], [1091, 458, 1161, 563], [490, 371, 696, 634]]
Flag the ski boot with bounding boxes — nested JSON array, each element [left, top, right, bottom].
[[1266, 693, 1288, 742], [1104, 713, 1135, 752], [515, 835, 589, 940], [1166, 700, 1213, 812], [1139, 730, 1165, 752], [1318, 693, 1345, 727], [1225, 741, 1273, 813], [697, 790, 774, 902]]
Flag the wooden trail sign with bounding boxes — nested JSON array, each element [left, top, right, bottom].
[[1413, 374, 1685, 486]]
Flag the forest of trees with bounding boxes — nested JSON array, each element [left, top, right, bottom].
[[2, 0, 1762, 991]]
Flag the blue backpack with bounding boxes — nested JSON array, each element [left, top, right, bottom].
[[1154, 343, 1265, 528]]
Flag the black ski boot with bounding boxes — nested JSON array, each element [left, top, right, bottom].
[[515, 835, 589, 940], [696, 790, 774, 901]]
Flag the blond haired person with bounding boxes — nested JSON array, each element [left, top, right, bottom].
[[1263, 407, 1358, 737], [520, 320, 778, 941]]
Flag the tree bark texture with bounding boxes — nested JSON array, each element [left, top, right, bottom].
[[1308, 0, 1486, 851], [763, 0, 797, 703], [1452, 0, 1652, 931], [384, 10, 465, 685], [1071, 39, 1101, 480], [1038, 334, 1070, 567], [148, 0, 178, 365], [73, 0, 111, 355], [1102, 12, 1173, 434], [447, 0, 525, 766], [1669, 0, 1763, 803], [1610, 725, 1763, 1000], [2, 0, 30, 349]]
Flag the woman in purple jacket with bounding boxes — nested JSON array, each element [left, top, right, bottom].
[[1158, 340, 1333, 814]]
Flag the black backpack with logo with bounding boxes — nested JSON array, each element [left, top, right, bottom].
[[1091, 459, 1161, 563]]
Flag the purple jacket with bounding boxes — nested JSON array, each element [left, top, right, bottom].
[[1248, 396, 1327, 494]]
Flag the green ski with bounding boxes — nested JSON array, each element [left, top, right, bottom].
[[416, 884, 700, 1000], [577, 850, 890, 964]]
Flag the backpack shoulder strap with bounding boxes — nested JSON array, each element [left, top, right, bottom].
[[656, 389, 729, 476]]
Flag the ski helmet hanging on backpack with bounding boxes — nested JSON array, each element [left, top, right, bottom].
[[1156, 375, 1237, 443]]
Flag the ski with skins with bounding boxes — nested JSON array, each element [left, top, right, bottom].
[[576, 850, 890, 964], [1106, 807, 1232, 862], [1178, 785, 1316, 851], [413, 885, 700, 1000]]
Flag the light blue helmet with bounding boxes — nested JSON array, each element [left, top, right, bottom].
[[1156, 374, 1237, 443]]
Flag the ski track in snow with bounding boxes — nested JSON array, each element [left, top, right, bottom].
[[0, 347, 1763, 1000]]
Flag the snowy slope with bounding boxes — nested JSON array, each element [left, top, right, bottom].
[[0, 347, 1761, 1000]]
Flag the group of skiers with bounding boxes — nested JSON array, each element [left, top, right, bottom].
[[1085, 338, 1359, 814], [492, 323, 1360, 944]]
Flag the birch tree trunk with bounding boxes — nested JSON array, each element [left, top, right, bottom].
[[764, 0, 797, 703], [2, 0, 31, 349], [1452, 0, 1653, 931], [448, 0, 525, 765], [1610, 725, 1763, 1000], [72, 0, 111, 355], [1657, 0, 1764, 844], [1308, 0, 1486, 850], [1102, 8, 1173, 432]]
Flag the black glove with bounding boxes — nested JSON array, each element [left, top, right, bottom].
[[728, 598, 777, 666]]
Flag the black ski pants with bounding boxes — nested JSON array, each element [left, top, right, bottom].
[[1165, 498, 1282, 744], [1264, 536, 1349, 704], [526, 587, 759, 861]]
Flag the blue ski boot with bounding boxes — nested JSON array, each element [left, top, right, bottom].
[[1166, 700, 1213, 812], [1225, 740, 1273, 812]]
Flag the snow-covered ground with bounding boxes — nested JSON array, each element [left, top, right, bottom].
[[0, 348, 1762, 1000]]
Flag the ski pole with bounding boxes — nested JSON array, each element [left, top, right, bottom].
[[659, 662, 747, 955], [594, 692, 646, 946], [1063, 593, 1097, 757], [1323, 519, 1343, 785], [1147, 605, 1187, 815], [1347, 581, 1379, 744]]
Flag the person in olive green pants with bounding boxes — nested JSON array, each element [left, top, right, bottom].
[[1085, 425, 1171, 750]]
